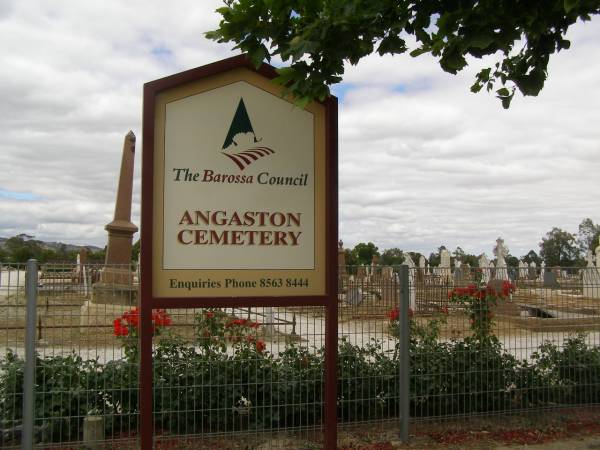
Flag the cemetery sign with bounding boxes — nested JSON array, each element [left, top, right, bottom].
[[140, 55, 338, 449], [143, 56, 335, 302]]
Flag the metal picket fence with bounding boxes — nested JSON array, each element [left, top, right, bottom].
[[1, 261, 600, 448]]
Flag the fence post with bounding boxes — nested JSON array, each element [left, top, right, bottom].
[[23, 259, 38, 450], [399, 264, 410, 443]]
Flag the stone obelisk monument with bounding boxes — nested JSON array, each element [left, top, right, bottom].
[[82, 132, 138, 327], [100, 130, 138, 285]]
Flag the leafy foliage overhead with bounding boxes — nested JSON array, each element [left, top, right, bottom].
[[207, 0, 600, 108]]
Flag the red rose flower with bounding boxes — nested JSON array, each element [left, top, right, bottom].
[[123, 308, 140, 328], [113, 318, 128, 336], [387, 308, 400, 321], [255, 340, 266, 352]]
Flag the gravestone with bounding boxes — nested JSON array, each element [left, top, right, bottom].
[[380, 271, 398, 304], [381, 266, 394, 279], [439, 248, 451, 282], [583, 250, 600, 299], [356, 265, 368, 281], [75, 248, 88, 283], [346, 285, 363, 305], [370, 254, 380, 282], [528, 261, 537, 280], [493, 237, 509, 281], [543, 270, 559, 289], [478, 253, 491, 283], [518, 261, 528, 279], [539, 261, 546, 282]]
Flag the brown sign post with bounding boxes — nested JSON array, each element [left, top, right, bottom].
[[141, 55, 338, 448]]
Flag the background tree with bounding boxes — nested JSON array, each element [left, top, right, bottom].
[[380, 247, 404, 266], [539, 227, 581, 266], [522, 249, 543, 267], [407, 251, 425, 266], [577, 218, 600, 253], [452, 246, 479, 267], [344, 248, 358, 266], [87, 248, 106, 263], [452, 246, 465, 261], [505, 254, 520, 268], [5, 236, 42, 263], [351, 242, 380, 266], [428, 245, 446, 267], [207, 0, 600, 108], [428, 252, 440, 267], [132, 239, 141, 261], [0, 235, 104, 264]]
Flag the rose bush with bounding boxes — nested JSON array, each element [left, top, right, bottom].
[[113, 307, 172, 361]]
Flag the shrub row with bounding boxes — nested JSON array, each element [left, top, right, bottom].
[[1, 311, 600, 442]]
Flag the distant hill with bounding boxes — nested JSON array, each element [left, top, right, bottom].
[[0, 236, 102, 253]]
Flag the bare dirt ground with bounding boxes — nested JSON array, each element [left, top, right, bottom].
[[64, 407, 600, 449]]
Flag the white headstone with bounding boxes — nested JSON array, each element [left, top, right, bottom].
[[478, 254, 490, 267], [437, 249, 451, 282], [493, 237, 509, 281], [539, 261, 546, 282], [346, 286, 363, 305], [585, 251, 595, 268], [518, 260, 528, 278], [595, 239, 600, 269], [403, 254, 416, 269], [419, 255, 426, 269], [478, 253, 491, 283], [440, 249, 451, 268], [583, 248, 600, 299]]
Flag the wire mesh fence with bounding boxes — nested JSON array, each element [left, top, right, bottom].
[[1, 261, 600, 448]]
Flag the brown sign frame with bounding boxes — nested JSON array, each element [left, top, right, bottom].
[[140, 55, 338, 449]]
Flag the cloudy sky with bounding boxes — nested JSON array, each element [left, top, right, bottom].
[[0, 1, 598, 259]]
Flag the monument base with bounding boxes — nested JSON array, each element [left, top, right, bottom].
[[99, 267, 135, 286], [79, 283, 138, 327], [92, 282, 137, 305]]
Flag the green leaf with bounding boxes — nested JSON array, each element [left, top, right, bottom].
[[294, 95, 312, 109], [377, 35, 407, 56], [559, 39, 571, 50], [467, 33, 495, 50], [496, 87, 510, 97], [564, 0, 579, 13], [249, 45, 268, 67], [470, 81, 483, 93], [409, 47, 430, 57], [440, 47, 467, 73], [273, 66, 298, 85]]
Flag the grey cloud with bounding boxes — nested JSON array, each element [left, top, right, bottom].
[[0, 2, 598, 259]]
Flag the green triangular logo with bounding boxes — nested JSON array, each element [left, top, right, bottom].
[[222, 98, 262, 149]]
